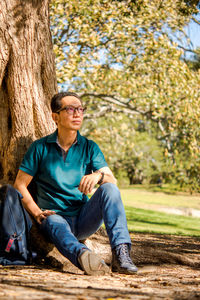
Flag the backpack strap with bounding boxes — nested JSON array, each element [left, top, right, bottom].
[[17, 236, 24, 254], [19, 195, 33, 264]]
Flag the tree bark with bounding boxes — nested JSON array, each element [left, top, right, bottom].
[[0, 0, 57, 182]]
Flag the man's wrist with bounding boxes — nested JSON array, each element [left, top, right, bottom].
[[97, 172, 104, 185], [95, 170, 104, 185]]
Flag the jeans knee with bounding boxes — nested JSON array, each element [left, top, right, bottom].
[[100, 182, 119, 194], [41, 214, 65, 230], [99, 183, 121, 202]]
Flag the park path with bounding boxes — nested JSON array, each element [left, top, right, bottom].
[[0, 264, 200, 299], [0, 233, 200, 299]]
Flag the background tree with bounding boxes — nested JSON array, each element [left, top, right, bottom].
[[0, 0, 57, 182], [185, 47, 200, 70], [88, 114, 165, 186], [50, 0, 200, 190]]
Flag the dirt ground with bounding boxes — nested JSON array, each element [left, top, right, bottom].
[[0, 231, 200, 300]]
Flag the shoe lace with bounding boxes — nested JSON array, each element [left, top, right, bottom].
[[117, 244, 133, 264]]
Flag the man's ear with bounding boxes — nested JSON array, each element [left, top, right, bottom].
[[52, 112, 58, 125]]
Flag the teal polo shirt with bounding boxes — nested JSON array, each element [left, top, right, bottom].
[[19, 130, 108, 216]]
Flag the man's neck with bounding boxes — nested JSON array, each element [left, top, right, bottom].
[[57, 129, 77, 151]]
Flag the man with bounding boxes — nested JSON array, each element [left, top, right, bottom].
[[14, 91, 138, 275]]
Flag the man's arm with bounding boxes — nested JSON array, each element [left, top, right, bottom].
[[97, 166, 117, 185], [78, 166, 117, 195], [14, 170, 55, 224]]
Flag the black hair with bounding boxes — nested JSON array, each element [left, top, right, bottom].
[[50, 91, 82, 113]]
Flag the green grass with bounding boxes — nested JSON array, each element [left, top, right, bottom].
[[121, 188, 200, 210], [120, 188, 200, 236], [125, 206, 200, 236]]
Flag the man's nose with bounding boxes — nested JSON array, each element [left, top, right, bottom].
[[73, 108, 81, 116]]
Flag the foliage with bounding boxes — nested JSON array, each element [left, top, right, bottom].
[[123, 183, 196, 194], [50, 0, 200, 190], [87, 113, 166, 185]]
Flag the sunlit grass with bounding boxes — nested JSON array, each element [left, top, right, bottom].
[[120, 188, 200, 236], [121, 188, 200, 210], [125, 206, 200, 236]]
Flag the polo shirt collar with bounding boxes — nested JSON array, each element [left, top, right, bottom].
[[76, 131, 82, 144], [46, 130, 57, 143], [47, 130, 82, 145]]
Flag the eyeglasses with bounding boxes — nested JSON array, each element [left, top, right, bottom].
[[56, 106, 87, 115]]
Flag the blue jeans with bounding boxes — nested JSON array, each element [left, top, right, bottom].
[[40, 183, 131, 268]]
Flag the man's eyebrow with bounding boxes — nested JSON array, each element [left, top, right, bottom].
[[66, 105, 83, 107]]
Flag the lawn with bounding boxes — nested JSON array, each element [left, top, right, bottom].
[[120, 188, 200, 210], [120, 188, 200, 236]]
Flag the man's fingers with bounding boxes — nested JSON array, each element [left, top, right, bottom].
[[43, 210, 55, 216], [79, 176, 89, 192], [80, 179, 94, 194], [79, 177, 86, 190], [83, 183, 95, 195], [79, 173, 100, 194], [36, 210, 55, 224], [36, 213, 45, 224]]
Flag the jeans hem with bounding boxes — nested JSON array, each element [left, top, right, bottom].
[[111, 240, 132, 250]]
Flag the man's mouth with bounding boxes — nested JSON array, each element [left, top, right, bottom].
[[72, 120, 81, 124]]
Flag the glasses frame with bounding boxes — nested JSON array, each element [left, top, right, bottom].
[[56, 105, 87, 115]]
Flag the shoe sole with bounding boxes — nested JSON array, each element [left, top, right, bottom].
[[79, 251, 110, 276], [112, 266, 138, 274]]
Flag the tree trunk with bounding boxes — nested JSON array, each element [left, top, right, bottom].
[[0, 0, 57, 182]]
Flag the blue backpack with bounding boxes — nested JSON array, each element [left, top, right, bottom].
[[0, 184, 33, 265]]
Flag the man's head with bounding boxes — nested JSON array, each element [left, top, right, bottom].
[[51, 92, 85, 131], [51, 91, 82, 113]]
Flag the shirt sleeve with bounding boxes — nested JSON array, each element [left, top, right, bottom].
[[19, 140, 41, 177], [89, 141, 108, 171]]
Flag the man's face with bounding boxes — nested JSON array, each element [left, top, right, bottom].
[[53, 96, 84, 131]]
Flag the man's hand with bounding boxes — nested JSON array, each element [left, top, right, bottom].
[[78, 172, 101, 195], [35, 210, 56, 224]]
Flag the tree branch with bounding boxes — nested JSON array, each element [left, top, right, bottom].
[[81, 92, 157, 119], [177, 45, 196, 54], [81, 92, 129, 107], [192, 16, 200, 26], [84, 105, 139, 119]]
